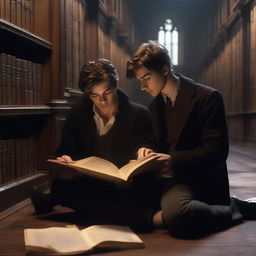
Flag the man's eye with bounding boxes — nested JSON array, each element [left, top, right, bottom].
[[143, 74, 151, 81], [142, 76, 150, 82], [104, 90, 112, 94], [90, 94, 98, 98]]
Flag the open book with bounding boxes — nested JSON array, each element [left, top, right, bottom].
[[47, 154, 159, 183], [24, 225, 144, 255]]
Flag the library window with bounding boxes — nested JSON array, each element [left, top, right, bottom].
[[158, 19, 179, 66]]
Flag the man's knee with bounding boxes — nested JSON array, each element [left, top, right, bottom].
[[161, 197, 193, 229], [161, 184, 194, 227]]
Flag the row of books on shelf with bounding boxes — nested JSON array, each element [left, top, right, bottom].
[[0, 137, 36, 185], [0, 0, 34, 32], [0, 53, 42, 106]]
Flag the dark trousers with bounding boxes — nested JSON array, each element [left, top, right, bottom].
[[51, 173, 162, 231], [161, 180, 243, 237]]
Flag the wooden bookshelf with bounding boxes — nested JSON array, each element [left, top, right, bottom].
[[0, 105, 50, 116], [0, 0, 53, 215], [0, 19, 52, 49]]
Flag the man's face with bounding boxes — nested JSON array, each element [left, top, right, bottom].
[[88, 82, 116, 110], [135, 66, 166, 97]]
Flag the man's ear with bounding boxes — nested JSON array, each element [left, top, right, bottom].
[[162, 65, 170, 76]]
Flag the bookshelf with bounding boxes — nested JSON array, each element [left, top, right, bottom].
[[0, 0, 52, 215]]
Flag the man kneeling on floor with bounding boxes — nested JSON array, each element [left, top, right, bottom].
[[126, 41, 256, 237]]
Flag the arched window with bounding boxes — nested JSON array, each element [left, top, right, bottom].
[[158, 19, 179, 66]]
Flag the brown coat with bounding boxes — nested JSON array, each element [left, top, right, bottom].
[[149, 74, 230, 205]]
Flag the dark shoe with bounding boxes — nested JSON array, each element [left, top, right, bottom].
[[231, 196, 256, 220], [29, 186, 56, 214]]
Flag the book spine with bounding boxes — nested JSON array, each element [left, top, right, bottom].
[[16, 0, 22, 27], [33, 136, 36, 171], [0, 53, 3, 105], [10, 0, 17, 25], [28, 137, 35, 174], [24, 0, 30, 31], [2, 139, 15, 184], [11, 55, 17, 105], [32, 62, 36, 104], [0, 140, 3, 185], [5, 0, 11, 22], [20, 58, 25, 104], [6, 54, 12, 105], [2, 140, 7, 184], [0, 0, 6, 19], [8, 139, 16, 181], [23, 59, 29, 104], [28, 60, 33, 105], [35, 62, 42, 104], [2, 53, 8, 105], [15, 138, 22, 178], [16, 58, 22, 105], [29, 0, 34, 32], [4, 139, 10, 183], [21, 0, 26, 30], [21, 137, 29, 176]]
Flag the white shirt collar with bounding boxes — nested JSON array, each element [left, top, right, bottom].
[[161, 78, 180, 106], [93, 105, 116, 136]]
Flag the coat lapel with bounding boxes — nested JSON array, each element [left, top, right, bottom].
[[149, 95, 167, 152], [169, 75, 197, 150]]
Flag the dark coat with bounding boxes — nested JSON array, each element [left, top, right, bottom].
[[56, 89, 155, 168], [149, 74, 230, 205]]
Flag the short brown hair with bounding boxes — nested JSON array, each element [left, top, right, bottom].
[[79, 59, 119, 94], [127, 41, 172, 78]]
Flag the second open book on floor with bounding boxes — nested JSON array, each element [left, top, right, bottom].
[[47, 154, 160, 183], [24, 224, 144, 255]]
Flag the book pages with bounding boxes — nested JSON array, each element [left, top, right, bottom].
[[25, 227, 91, 254], [70, 156, 120, 178], [81, 225, 144, 249], [119, 154, 158, 180]]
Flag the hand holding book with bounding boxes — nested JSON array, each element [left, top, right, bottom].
[[137, 147, 172, 178], [47, 154, 160, 183], [53, 155, 78, 180]]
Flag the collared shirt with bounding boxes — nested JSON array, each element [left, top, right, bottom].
[[93, 105, 116, 136], [161, 78, 180, 106]]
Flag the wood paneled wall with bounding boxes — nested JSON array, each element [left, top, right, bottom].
[[198, 0, 256, 142]]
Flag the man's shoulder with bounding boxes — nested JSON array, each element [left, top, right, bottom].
[[129, 100, 148, 111], [117, 88, 149, 113], [125, 100, 150, 119], [179, 74, 222, 100], [67, 97, 92, 119], [148, 94, 163, 110]]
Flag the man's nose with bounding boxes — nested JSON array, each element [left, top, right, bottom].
[[99, 95, 107, 102], [141, 82, 147, 91]]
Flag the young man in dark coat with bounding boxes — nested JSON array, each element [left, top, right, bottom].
[[31, 59, 162, 231], [127, 41, 256, 237]]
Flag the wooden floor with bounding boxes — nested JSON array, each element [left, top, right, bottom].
[[1, 141, 256, 256]]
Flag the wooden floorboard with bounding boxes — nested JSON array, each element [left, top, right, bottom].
[[1, 141, 256, 256]]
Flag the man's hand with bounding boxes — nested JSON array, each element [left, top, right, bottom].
[[154, 153, 172, 177], [137, 149, 172, 177], [137, 147, 154, 159], [55, 155, 77, 180], [57, 155, 74, 163]]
